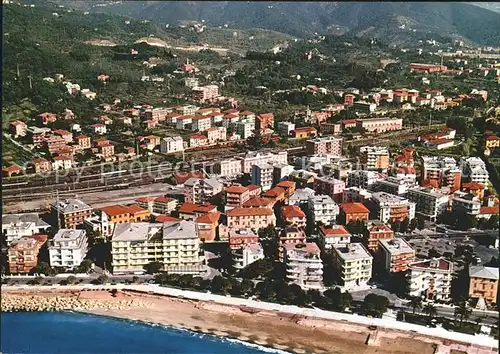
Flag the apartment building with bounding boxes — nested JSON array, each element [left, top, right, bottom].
[[359, 146, 389, 171], [101, 204, 151, 225], [369, 192, 416, 223], [225, 184, 250, 210], [233, 120, 255, 139], [340, 202, 370, 224], [422, 156, 461, 192], [289, 188, 316, 206], [49, 229, 88, 269], [356, 117, 402, 133], [184, 178, 223, 204], [214, 158, 243, 177], [306, 136, 343, 156], [152, 197, 178, 215], [178, 203, 218, 220], [307, 194, 339, 225], [228, 229, 260, 250], [374, 176, 415, 196], [51, 198, 93, 229], [226, 207, 276, 230], [10, 120, 27, 137], [363, 220, 394, 252], [461, 157, 489, 187], [332, 243, 373, 288], [112, 221, 204, 274], [469, 266, 499, 304], [2, 213, 50, 245], [191, 115, 212, 132], [318, 225, 351, 250], [251, 163, 274, 191], [278, 227, 307, 260], [192, 85, 219, 102], [240, 151, 288, 173], [378, 238, 415, 273], [342, 187, 372, 203], [313, 176, 345, 203], [347, 170, 384, 189], [8, 235, 48, 274], [273, 164, 295, 184], [283, 243, 323, 290], [407, 187, 450, 221], [160, 136, 185, 154], [278, 121, 295, 136], [233, 243, 265, 270], [408, 257, 453, 301], [206, 127, 226, 144], [195, 212, 220, 242], [462, 182, 485, 200], [281, 205, 307, 227], [452, 191, 481, 216]]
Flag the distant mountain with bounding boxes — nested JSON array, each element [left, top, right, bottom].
[[47, 1, 500, 46], [471, 2, 500, 15]]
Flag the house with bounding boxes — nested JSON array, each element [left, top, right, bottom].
[[408, 257, 453, 301], [81, 89, 96, 100], [90, 124, 107, 135], [3, 165, 25, 177], [226, 207, 276, 230], [189, 135, 209, 148], [9, 121, 27, 137], [36, 112, 57, 126], [97, 74, 110, 81], [318, 225, 351, 250], [31, 157, 52, 174], [340, 202, 370, 224], [195, 212, 221, 242], [462, 182, 485, 200], [291, 127, 318, 139], [53, 129, 73, 144], [469, 266, 499, 305], [281, 205, 307, 227], [251, 164, 273, 191]]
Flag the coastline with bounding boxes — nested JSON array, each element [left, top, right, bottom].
[[3, 289, 493, 354]]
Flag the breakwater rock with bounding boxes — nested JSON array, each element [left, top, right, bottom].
[[1, 294, 151, 312]]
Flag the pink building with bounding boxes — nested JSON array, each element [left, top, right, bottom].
[[192, 85, 219, 102], [306, 136, 342, 156], [314, 176, 345, 203], [206, 127, 227, 144], [356, 118, 403, 133]]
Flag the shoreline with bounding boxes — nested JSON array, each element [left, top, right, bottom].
[[2, 289, 496, 354]]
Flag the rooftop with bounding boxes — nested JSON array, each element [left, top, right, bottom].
[[155, 215, 181, 223], [179, 202, 217, 214], [333, 243, 372, 261], [226, 185, 249, 194], [195, 211, 221, 224], [281, 205, 306, 219], [112, 223, 162, 242], [243, 196, 272, 208], [227, 207, 274, 217], [469, 266, 499, 280], [51, 198, 92, 213], [379, 238, 414, 255], [319, 225, 350, 237], [341, 202, 369, 214], [53, 229, 86, 242], [284, 242, 320, 255], [409, 257, 452, 272]]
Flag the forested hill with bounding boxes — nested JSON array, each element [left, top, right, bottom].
[[44, 1, 500, 46]]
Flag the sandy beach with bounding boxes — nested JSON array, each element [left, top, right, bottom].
[[2, 289, 494, 354]]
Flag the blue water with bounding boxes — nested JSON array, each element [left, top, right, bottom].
[[1, 312, 280, 354]]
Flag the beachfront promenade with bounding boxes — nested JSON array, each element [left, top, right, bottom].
[[3, 283, 498, 349]]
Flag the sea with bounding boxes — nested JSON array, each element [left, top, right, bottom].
[[1, 312, 288, 354]]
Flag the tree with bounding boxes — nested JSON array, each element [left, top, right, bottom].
[[66, 276, 77, 284], [362, 294, 389, 318], [93, 275, 109, 285], [76, 259, 93, 273], [143, 261, 164, 274], [30, 261, 55, 276], [27, 276, 44, 285], [237, 259, 274, 279], [422, 304, 437, 323], [454, 300, 472, 327], [409, 296, 423, 314], [210, 275, 232, 295]]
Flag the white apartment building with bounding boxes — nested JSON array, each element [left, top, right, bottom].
[[452, 191, 481, 216], [318, 225, 351, 250], [111, 221, 204, 274], [278, 121, 295, 136], [273, 163, 295, 184], [232, 243, 264, 270], [289, 188, 315, 206], [374, 176, 414, 196], [49, 229, 88, 269], [232, 120, 255, 139], [214, 158, 242, 177], [342, 187, 372, 203], [359, 146, 389, 171], [251, 163, 274, 191], [176, 116, 193, 130], [307, 194, 339, 225], [283, 243, 323, 290], [461, 157, 489, 187], [347, 170, 384, 189], [2, 213, 50, 245], [408, 257, 453, 301], [191, 116, 212, 132], [160, 136, 185, 154], [240, 151, 288, 173], [407, 187, 449, 220], [184, 178, 223, 204], [296, 154, 338, 172], [332, 243, 373, 289], [84, 211, 112, 237], [370, 192, 416, 223]]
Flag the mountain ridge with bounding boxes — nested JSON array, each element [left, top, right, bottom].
[[44, 1, 500, 46]]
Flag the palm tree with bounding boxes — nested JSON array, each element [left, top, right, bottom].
[[410, 296, 423, 314], [454, 301, 472, 328], [423, 304, 437, 324]]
